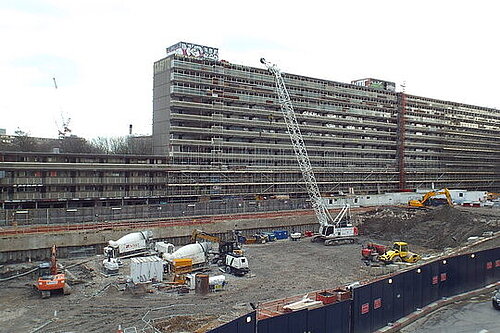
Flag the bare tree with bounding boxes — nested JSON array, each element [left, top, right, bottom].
[[90, 136, 152, 155], [59, 136, 96, 153], [12, 128, 38, 151], [127, 136, 152, 155]]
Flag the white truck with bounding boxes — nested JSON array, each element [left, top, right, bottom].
[[104, 230, 154, 259], [162, 242, 212, 270], [103, 231, 154, 273]]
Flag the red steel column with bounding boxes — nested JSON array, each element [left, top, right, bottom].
[[397, 93, 407, 190]]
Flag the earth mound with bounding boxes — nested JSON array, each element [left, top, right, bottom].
[[358, 206, 498, 250]]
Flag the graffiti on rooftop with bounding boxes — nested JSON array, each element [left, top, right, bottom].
[[167, 42, 219, 61]]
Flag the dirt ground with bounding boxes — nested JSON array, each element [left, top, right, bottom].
[[357, 205, 500, 250], [0, 206, 498, 333]]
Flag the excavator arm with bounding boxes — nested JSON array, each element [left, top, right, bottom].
[[50, 245, 58, 275], [419, 191, 438, 205], [409, 188, 453, 207], [443, 188, 453, 206], [191, 229, 221, 243]]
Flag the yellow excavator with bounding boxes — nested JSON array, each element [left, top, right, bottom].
[[409, 188, 453, 208]]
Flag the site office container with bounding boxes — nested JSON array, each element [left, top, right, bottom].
[[273, 230, 289, 240]]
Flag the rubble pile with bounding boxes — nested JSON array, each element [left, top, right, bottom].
[[358, 206, 499, 250], [154, 315, 218, 333]]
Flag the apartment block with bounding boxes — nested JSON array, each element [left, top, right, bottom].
[[152, 42, 499, 194], [0, 42, 498, 213]]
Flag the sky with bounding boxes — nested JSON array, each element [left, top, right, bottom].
[[1, 0, 499, 139]]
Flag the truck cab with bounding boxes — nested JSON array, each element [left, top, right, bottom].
[[393, 242, 409, 255]]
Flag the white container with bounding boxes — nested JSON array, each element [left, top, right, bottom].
[[185, 274, 226, 290], [130, 256, 164, 283], [209, 275, 226, 286]]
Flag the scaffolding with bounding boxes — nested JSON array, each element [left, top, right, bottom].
[[152, 54, 499, 194]]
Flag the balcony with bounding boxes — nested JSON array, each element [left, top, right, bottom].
[[101, 177, 127, 184], [0, 177, 43, 185]]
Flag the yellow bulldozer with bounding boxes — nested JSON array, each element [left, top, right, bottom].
[[378, 242, 421, 264]]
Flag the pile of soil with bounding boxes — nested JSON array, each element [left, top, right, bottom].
[[358, 206, 499, 250], [154, 315, 218, 333]]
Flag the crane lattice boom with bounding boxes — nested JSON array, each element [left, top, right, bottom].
[[260, 58, 334, 227]]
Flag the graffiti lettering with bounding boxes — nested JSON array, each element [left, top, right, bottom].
[[167, 42, 219, 60]]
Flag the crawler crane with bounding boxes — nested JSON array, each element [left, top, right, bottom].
[[260, 58, 358, 245]]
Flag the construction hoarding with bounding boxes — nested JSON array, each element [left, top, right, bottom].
[[207, 246, 500, 333]]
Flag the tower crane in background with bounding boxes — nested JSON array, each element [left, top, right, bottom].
[[53, 77, 72, 138], [260, 58, 357, 245]]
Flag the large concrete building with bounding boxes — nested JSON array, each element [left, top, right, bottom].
[[153, 42, 499, 193], [0, 42, 498, 223]]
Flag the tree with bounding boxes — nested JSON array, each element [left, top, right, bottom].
[[12, 128, 38, 152], [59, 136, 96, 153], [91, 136, 127, 154], [90, 136, 152, 155]]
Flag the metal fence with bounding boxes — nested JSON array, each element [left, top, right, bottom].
[[351, 247, 500, 333], [0, 198, 310, 226], [207, 312, 256, 333], [206, 247, 500, 333]]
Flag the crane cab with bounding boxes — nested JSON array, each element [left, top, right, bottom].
[[38, 262, 52, 278], [36, 263, 67, 298]]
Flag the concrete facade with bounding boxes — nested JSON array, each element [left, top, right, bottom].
[[152, 44, 499, 195]]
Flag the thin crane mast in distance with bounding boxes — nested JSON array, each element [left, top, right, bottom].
[[52, 77, 72, 139]]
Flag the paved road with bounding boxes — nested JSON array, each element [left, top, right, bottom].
[[401, 294, 500, 333]]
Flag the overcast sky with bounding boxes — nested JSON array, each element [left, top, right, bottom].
[[1, 0, 498, 139]]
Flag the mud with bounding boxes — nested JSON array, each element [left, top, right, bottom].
[[0, 206, 498, 332], [358, 206, 500, 250]]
